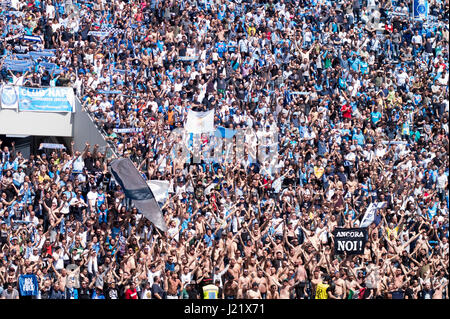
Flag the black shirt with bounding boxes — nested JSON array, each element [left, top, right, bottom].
[[78, 288, 91, 299], [151, 283, 165, 299]]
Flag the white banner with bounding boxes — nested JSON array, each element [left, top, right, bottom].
[[147, 180, 170, 204], [184, 109, 215, 134], [0, 85, 19, 110]]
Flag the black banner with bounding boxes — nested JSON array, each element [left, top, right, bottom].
[[333, 228, 368, 255]]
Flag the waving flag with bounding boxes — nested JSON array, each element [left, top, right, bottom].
[[184, 109, 215, 134], [360, 202, 386, 228], [110, 158, 168, 232], [147, 180, 170, 204]]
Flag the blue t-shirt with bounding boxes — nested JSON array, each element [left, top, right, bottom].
[[371, 111, 382, 124], [353, 132, 365, 145]]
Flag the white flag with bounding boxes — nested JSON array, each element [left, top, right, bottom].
[[360, 202, 386, 228], [147, 180, 170, 204], [0, 85, 19, 110], [360, 203, 377, 228], [184, 109, 215, 134]]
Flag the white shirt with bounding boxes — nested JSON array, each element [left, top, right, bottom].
[[87, 191, 98, 207], [437, 174, 448, 189], [12, 74, 25, 86], [141, 289, 152, 299], [24, 215, 39, 227], [46, 4, 56, 19], [396, 71, 408, 86], [53, 251, 65, 270], [147, 270, 161, 286], [180, 272, 193, 288], [72, 157, 84, 173], [412, 35, 423, 45]]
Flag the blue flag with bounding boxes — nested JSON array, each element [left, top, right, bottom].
[[413, 0, 429, 20], [18, 274, 39, 296]]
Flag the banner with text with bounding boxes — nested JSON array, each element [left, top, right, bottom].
[[333, 228, 368, 255], [18, 86, 75, 112], [18, 274, 39, 296]]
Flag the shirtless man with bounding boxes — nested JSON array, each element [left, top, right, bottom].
[[392, 267, 406, 289], [123, 247, 137, 274], [279, 279, 293, 299], [267, 284, 280, 299], [294, 259, 309, 299], [166, 271, 182, 299], [223, 276, 239, 299], [246, 282, 262, 299], [264, 267, 280, 289], [310, 269, 322, 298], [225, 230, 239, 258], [252, 269, 269, 299], [227, 258, 241, 280], [237, 269, 251, 298], [346, 273, 362, 298], [334, 271, 347, 299]]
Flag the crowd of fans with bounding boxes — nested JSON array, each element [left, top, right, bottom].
[[0, 0, 449, 299]]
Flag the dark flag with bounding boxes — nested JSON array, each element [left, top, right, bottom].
[[333, 228, 368, 255], [110, 158, 168, 232]]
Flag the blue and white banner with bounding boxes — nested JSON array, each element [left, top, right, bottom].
[[98, 90, 123, 94], [113, 128, 143, 133], [0, 85, 19, 110], [4, 33, 23, 41], [39, 143, 66, 150], [178, 56, 199, 61], [413, 0, 429, 20], [381, 140, 409, 145], [22, 35, 43, 43], [18, 87, 75, 112], [18, 274, 39, 296], [29, 51, 55, 60], [88, 30, 110, 37]]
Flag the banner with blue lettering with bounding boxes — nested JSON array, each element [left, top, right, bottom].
[[18, 87, 75, 112], [18, 274, 39, 296], [413, 0, 429, 20]]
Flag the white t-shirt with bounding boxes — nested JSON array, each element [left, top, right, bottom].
[[53, 251, 65, 270], [412, 35, 423, 45], [12, 74, 25, 86], [396, 71, 408, 86], [141, 288, 152, 299], [24, 215, 39, 227], [180, 272, 193, 288], [46, 4, 56, 19], [147, 270, 161, 286], [72, 157, 85, 173], [87, 191, 98, 207], [437, 174, 448, 189], [60, 201, 70, 215]]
